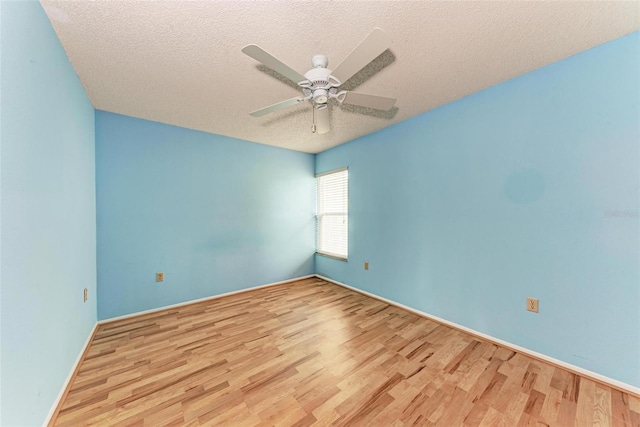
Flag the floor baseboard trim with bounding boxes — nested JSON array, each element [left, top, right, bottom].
[[315, 274, 640, 398], [98, 275, 316, 325], [45, 322, 99, 426]]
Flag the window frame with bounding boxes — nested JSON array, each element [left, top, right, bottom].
[[315, 167, 348, 261]]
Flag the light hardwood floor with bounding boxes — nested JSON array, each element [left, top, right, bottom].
[[52, 277, 640, 426]]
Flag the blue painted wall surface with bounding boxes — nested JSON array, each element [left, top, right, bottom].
[[316, 33, 640, 387], [0, 2, 97, 425], [96, 112, 315, 320]]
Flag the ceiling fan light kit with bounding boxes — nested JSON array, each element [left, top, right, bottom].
[[242, 28, 397, 135]]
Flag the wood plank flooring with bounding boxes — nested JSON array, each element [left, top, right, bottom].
[[52, 277, 640, 426]]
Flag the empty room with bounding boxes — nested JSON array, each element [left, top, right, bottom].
[[1, 1, 639, 426]]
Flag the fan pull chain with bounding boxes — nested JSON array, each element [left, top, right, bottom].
[[311, 104, 317, 133]]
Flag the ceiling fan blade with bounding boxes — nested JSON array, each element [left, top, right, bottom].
[[316, 105, 330, 134], [250, 97, 304, 117], [242, 45, 307, 84], [341, 91, 396, 111], [331, 28, 391, 84]]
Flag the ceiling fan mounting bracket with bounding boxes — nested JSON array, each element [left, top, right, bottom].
[[311, 54, 328, 69]]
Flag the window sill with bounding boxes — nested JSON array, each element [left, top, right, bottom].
[[315, 251, 348, 262]]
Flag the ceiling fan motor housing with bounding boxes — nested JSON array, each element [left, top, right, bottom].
[[302, 66, 341, 104]]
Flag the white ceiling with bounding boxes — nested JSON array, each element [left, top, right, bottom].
[[40, 1, 639, 154]]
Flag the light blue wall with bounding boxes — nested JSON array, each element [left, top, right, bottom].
[[0, 1, 97, 425], [96, 112, 315, 320], [316, 32, 640, 387]]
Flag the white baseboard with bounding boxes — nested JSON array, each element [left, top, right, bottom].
[[315, 274, 640, 397], [99, 275, 315, 324], [45, 272, 637, 426], [44, 322, 99, 426]]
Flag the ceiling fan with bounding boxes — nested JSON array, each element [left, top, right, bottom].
[[242, 28, 396, 135]]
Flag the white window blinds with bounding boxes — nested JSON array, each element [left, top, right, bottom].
[[316, 168, 348, 259]]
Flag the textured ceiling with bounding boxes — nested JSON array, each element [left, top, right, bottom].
[[40, 1, 639, 154]]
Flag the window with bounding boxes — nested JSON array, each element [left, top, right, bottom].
[[316, 167, 348, 259]]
